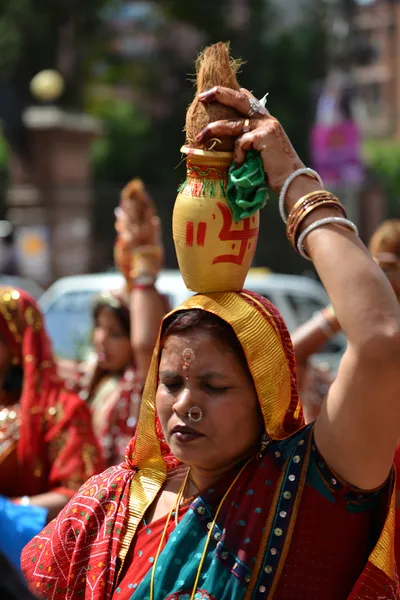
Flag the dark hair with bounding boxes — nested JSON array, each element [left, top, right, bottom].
[[2, 365, 23, 395], [0, 551, 38, 600], [161, 309, 252, 378], [93, 301, 130, 337]]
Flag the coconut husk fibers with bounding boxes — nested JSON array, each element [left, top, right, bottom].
[[185, 42, 243, 152]]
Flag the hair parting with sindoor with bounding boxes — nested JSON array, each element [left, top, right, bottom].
[[160, 309, 252, 381]]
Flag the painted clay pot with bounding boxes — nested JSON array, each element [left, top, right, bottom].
[[173, 146, 260, 293]]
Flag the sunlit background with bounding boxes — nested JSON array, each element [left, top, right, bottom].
[[0, 0, 398, 285]]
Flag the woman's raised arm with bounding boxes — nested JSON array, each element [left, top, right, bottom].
[[197, 86, 400, 490]]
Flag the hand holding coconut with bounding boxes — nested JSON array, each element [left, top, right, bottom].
[[196, 86, 308, 195]]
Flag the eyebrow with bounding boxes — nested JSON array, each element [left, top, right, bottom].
[[159, 370, 229, 380]]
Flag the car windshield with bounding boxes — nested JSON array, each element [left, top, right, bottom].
[[44, 290, 97, 360]]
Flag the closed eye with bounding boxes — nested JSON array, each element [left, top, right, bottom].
[[204, 384, 230, 394], [161, 381, 182, 392]]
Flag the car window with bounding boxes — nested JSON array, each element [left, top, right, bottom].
[[286, 292, 325, 324], [43, 290, 97, 360]]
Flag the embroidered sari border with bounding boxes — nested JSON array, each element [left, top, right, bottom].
[[245, 426, 312, 599]]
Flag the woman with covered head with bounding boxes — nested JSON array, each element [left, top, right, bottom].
[[0, 288, 103, 568], [59, 179, 168, 466], [22, 46, 400, 600]]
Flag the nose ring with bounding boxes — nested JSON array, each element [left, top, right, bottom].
[[188, 406, 203, 423]]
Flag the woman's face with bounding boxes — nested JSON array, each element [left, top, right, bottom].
[[156, 329, 263, 471], [92, 307, 133, 373]]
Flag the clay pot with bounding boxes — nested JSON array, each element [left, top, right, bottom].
[[173, 145, 260, 293]]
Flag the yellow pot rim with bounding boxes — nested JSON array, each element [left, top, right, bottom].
[[180, 145, 233, 159]]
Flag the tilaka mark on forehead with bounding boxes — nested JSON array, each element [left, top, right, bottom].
[[182, 348, 195, 379]]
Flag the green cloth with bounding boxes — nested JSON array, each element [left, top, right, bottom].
[[226, 150, 269, 222]]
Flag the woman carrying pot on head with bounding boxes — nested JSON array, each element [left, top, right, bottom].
[[22, 47, 400, 600], [0, 288, 103, 568], [59, 179, 168, 467]]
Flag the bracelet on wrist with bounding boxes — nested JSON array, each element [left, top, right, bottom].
[[296, 217, 359, 260], [132, 275, 157, 288], [286, 192, 346, 248], [130, 245, 163, 282], [279, 168, 324, 223], [20, 495, 31, 506]]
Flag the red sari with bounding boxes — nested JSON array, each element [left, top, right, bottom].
[[0, 287, 104, 499]]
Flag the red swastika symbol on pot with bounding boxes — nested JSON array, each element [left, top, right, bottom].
[[212, 202, 258, 266]]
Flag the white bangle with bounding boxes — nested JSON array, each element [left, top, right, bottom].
[[279, 168, 324, 224], [297, 217, 359, 260], [20, 495, 31, 506]]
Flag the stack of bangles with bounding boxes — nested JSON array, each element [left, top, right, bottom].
[[279, 169, 359, 260], [130, 245, 163, 289]]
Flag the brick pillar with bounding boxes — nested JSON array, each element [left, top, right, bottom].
[[6, 107, 100, 284]]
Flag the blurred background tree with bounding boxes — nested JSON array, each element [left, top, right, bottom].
[[364, 139, 400, 219], [0, 0, 119, 108], [87, 0, 328, 271], [0, 0, 329, 272]]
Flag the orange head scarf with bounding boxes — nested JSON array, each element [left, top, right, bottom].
[[119, 290, 304, 556]]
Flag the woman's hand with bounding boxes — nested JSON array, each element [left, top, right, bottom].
[[115, 205, 161, 251], [196, 86, 305, 193]]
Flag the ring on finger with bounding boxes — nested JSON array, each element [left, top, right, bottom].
[[242, 118, 251, 133], [248, 97, 268, 118]]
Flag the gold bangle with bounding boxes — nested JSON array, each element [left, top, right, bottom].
[[130, 245, 163, 281], [287, 196, 337, 242], [287, 190, 326, 220], [287, 192, 340, 240], [287, 200, 346, 247]]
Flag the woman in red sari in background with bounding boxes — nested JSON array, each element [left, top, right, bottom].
[[59, 179, 168, 466], [0, 287, 103, 567]]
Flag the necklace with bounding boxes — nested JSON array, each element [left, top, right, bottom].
[[174, 469, 191, 526], [150, 469, 190, 598], [149, 458, 251, 600]]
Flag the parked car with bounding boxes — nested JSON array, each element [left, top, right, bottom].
[[0, 276, 45, 299], [39, 269, 346, 366]]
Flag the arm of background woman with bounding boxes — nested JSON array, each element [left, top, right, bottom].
[[197, 85, 400, 490], [292, 306, 340, 367], [116, 188, 168, 380], [130, 284, 168, 379], [292, 306, 340, 391]]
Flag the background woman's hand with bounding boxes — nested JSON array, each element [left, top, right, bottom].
[[115, 201, 160, 251], [196, 86, 305, 193]]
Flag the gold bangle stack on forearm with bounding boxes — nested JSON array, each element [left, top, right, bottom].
[[130, 245, 163, 288], [286, 191, 346, 249]]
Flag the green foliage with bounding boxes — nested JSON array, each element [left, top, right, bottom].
[[0, 0, 121, 107], [363, 140, 400, 217], [90, 99, 151, 182]]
